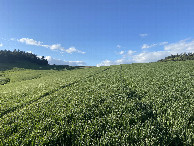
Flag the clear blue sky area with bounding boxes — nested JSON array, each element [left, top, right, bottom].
[[1, 0, 194, 66]]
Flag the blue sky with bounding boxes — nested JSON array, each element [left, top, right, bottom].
[[1, 0, 194, 66]]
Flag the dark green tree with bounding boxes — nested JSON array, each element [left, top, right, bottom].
[[158, 52, 194, 62], [0, 49, 48, 65]]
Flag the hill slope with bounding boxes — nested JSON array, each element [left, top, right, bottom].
[[0, 61, 193, 145]]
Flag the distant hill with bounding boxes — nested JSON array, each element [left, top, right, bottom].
[[0, 49, 48, 65], [158, 52, 194, 62], [0, 50, 68, 71], [0, 49, 93, 71]]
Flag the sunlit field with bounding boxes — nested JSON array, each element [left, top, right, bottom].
[[0, 61, 193, 145]]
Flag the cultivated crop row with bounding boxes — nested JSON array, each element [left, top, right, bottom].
[[0, 61, 193, 145], [0, 67, 107, 118]]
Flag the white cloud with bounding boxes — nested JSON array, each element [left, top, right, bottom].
[[98, 49, 136, 66], [141, 44, 149, 49], [142, 41, 168, 49], [119, 50, 136, 56], [66, 47, 86, 54], [41, 45, 50, 48], [97, 39, 194, 66], [159, 42, 168, 45], [49, 44, 64, 51], [142, 43, 157, 49], [66, 47, 76, 53], [27, 51, 33, 53], [45, 56, 65, 65], [127, 50, 136, 56], [97, 51, 170, 66], [18, 38, 42, 46], [133, 40, 194, 63], [115, 59, 131, 64], [97, 59, 131, 67], [96, 60, 114, 67], [45, 56, 86, 66], [119, 51, 125, 55], [0, 43, 3, 47], [139, 33, 148, 37], [17, 38, 85, 54], [132, 51, 171, 63], [164, 39, 194, 53]]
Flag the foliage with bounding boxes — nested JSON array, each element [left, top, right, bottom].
[[0, 61, 193, 145], [0, 49, 92, 71], [0, 49, 48, 65], [158, 52, 194, 62]]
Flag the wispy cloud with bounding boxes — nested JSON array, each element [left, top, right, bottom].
[[97, 49, 136, 67], [45, 56, 86, 66], [49, 44, 63, 50], [142, 41, 168, 49], [97, 59, 131, 67], [18, 38, 42, 46], [66, 47, 86, 54], [139, 33, 148, 37], [132, 51, 171, 63], [142, 43, 157, 49], [164, 39, 194, 53], [117, 45, 121, 49], [10, 38, 16, 41], [17, 38, 85, 54], [119, 51, 125, 55], [127, 50, 136, 56], [97, 39, 194, 66], [0, 43, 3, 47], [159, 42, 168, 45], [134, 40, 194, 63]]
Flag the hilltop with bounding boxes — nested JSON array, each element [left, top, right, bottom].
[[157, 52, 194, 62], [0, 50, 91, 71]]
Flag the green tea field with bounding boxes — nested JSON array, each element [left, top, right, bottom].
[[0, 61, 194, 145]]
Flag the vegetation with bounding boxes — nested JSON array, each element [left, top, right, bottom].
[[158, 52, 194, 62], [0, 50, 91, 71], [0, 60, 193, 145], [0, 62, 74, 71], [0, 49, 48, 65]]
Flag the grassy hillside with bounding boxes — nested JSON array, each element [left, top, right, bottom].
[[0, 61, 193, 145]]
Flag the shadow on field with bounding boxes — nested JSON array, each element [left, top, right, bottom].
[[0, 63, 79, 71]]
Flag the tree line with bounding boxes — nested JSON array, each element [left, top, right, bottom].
[[0, 49, 48, 65], [158, 52, 194, 62]]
